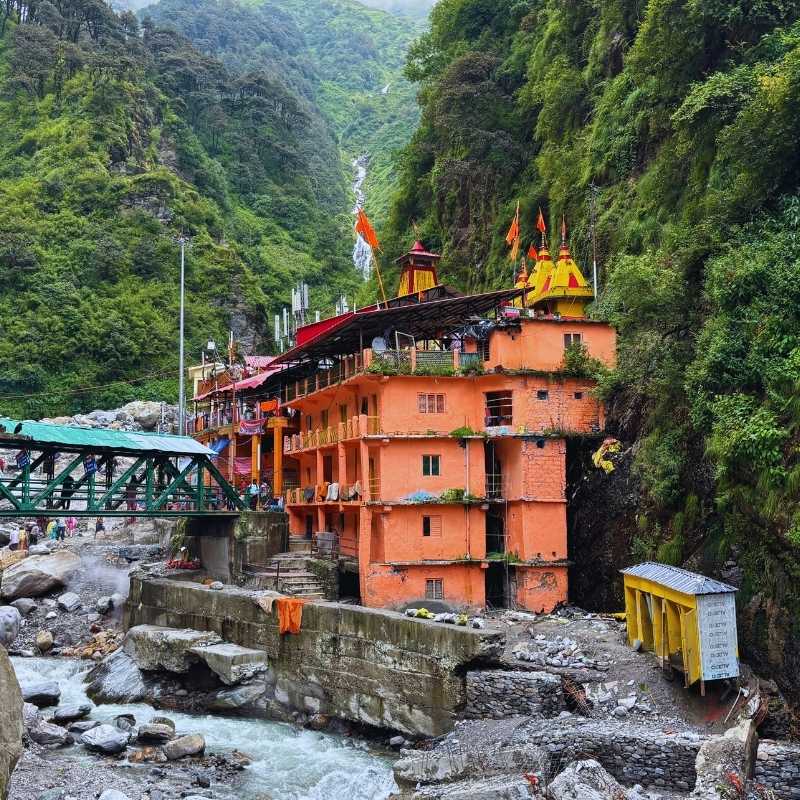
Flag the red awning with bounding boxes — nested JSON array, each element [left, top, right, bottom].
[[192, 368, 281, 401]]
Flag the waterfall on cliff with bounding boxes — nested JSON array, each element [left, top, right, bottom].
[[352, 155, 372, 280]]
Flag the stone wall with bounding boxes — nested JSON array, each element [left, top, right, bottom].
[[125, 574, 504, 737], [514, 717, 701, 792], [755, 740, 800, 799], [463, 670, 564, 719]]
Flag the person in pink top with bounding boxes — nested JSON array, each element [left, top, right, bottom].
[[66, 516, 77, 536]]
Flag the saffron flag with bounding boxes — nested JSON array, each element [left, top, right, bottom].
[[505, 202, 520, 245], [355, 208, 380, 252], [536, 208, 547, 234], [527, 243, 538, 260], [509, 235, 520, 262]]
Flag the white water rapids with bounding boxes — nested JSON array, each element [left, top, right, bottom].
[[12, 657, 398, 800], [352, 155, 373, 280]]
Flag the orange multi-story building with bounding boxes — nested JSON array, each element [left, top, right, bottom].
[[266, 234, 616, 613]]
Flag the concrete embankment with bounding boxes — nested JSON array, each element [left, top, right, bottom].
[[125, 573, 504, 737]]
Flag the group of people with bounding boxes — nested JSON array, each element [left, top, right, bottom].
[[7, 517, 80, 551], [243, 478, 283, 511]]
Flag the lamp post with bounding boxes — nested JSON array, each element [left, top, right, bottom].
[[176, 235, 189, 435]]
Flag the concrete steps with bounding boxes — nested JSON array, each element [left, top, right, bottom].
[[244, 547, 326, 599], [288, 536, 312, 554]]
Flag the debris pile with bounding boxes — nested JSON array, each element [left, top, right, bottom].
[[511, 634, 609, 671], [62, 629, 123, 660]]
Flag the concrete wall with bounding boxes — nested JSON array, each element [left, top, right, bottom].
[[463, 670, 564, 720], [125, 574, 504, 737], [186, 512, 288, 583]]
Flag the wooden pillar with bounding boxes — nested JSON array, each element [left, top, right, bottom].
[[267, 417, 289, 497], [251, 434, 261, 483]]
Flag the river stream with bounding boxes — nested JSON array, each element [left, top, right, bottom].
[[11, 656, 398, 800]]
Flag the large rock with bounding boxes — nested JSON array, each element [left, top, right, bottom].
[[98, 791, 131, 800], [548, 759, 630, 800], [1, 551, 81, 600], [80, 723, 129, 754], [20, 680, 60, 707], [414, 775, 538, 799], [0, 645, 23, 799], [118, 401, 175, 432], [208, 681, 268, 712], [0, 606, 21, 648], [84, 648, 158, 704], [163, 733, 205, 760], [56, 592, 81, 612], [35, 630, 53, 653], [51, 702, 91, 723], [123, 625, 221, 673], [691, 720, 757, 800], [28, 720, 71, 748], [10, 598, 35, 616], [137, 723, 174, 743], [188, 642, 267, 685]]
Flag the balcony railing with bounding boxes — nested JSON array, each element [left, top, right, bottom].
[[281, 347, 485, 403], [485, 473, 505, 500], [284, 482, 363, 506], [284, 416, 367, 454]]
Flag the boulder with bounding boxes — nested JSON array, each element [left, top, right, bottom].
[[35, 630, 53, 653], [113, 713, 136, 731], [110, 592, 126, 609], [98, 791, 131, 800], [150, 716, 175, 731], [414, 775, 538, 799], [85, 648, 156, 704], [20, 680, 60, 707], [1, 551, 81, 600], [548, 759, 629, 800], [28, 544, 51, 556], [208, 681, 267, 712], [96, 596, 112, 614], [118, 401, 169, 431], [123, 625, 221, 673], [0, 645, 23, 799], [163, 733, 205, 760], [22, 702, 40, 731], [0, 606, 21, 648], [29, 721, 71, 748], [51, 702, 91, 723], [80, 723, 129, 754], [56, 592, 81, 612], [10, 598, 36, 616], [188, 642, 267, 685], [137, 723, 174, 743], [68, 720, 99, 734]]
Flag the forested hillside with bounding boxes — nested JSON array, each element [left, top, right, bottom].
[[0, 0, 421, 418], [384, 0, 800, 707], [142, 0, 423, 226]]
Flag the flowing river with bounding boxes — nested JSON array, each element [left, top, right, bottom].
[[11, 657, 399, 800]]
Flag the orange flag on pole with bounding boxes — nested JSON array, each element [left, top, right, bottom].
[[527, 243, 538, 260], [355, 208, 380, 252], [505, 201, 520, 246], [536, 208, 547, 234]]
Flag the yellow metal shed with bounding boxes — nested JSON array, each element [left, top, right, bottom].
[[620, 562, 739, 691]]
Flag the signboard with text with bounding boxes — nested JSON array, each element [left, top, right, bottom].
[[697, 593, 739, 681]]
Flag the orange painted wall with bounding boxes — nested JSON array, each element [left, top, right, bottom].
[[486, 318, 616, 372], [379, 377, 477, 434], [505, 502, 567, 561], [376, 438, 485, 500], [376, 504, 486, 562], [362, 561, 486, 610], [515, 566, 568, 614]]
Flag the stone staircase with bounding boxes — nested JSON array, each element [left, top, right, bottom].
[[242, 541, 326, 600]]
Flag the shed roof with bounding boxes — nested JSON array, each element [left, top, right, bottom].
[[620, 562, 737, 595], [0, 418, 214, 456]]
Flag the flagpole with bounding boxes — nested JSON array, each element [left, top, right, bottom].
[[372, 249, 388, 307]]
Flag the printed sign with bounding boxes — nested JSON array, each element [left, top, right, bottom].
[[697, 593, 739, 681]]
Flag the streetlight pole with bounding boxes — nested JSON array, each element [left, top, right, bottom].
[[177, 235, 187, 435]]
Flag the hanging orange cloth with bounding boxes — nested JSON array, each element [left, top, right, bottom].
[[276, 597, 306, 635]]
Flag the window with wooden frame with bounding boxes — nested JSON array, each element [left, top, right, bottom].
[[422, 454, 441, 476], [418, 393, 446, 413], [422, 515, 442, 537], [485, 391, 513, 426], [564, 332, 583, 349], [425, 578, 444, 600]]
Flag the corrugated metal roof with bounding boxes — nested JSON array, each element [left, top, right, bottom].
[[0, 418, 214, 456], [620, 562, 737, 595]]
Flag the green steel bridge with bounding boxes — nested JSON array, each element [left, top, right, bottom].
[[0, 418, 245, 518]]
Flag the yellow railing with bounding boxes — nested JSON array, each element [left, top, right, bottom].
[[284, 416, 372, 453], [368, 477, 380, 501]]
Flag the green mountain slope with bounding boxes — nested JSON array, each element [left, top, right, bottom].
[[142, 0, 424, 228], [0, 0, 360, 418], [385, 0, 800, 709]]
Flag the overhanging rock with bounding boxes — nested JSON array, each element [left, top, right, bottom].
[[123, 625, 221, 673], [188, 642, 268, 685]]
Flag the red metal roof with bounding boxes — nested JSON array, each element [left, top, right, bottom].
[[192, 368, 281, 401], [244, 355, 275, 370]]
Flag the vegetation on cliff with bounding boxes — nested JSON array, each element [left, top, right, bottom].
[[384, 0, 800, 702]]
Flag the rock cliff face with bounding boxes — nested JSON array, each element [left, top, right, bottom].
[[0, 646, 23, 799]]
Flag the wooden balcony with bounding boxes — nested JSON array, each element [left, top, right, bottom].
[[284, 415, 384, 454], [284, 482, 364, 507]]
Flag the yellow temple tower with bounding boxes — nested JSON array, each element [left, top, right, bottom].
[[395, 241, 440, 297]]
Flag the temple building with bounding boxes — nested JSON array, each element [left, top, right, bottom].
[[189, 228, 615, 612]]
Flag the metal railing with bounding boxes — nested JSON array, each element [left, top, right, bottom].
[[485, 473, 505, 499]]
